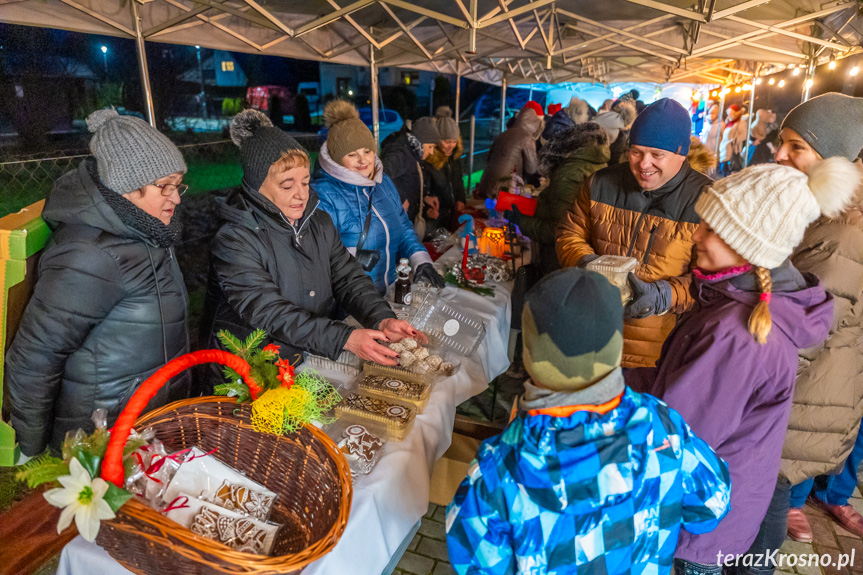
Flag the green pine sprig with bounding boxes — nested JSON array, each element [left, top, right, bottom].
[[214, 380, 252, 403], [16, 453, 69, 489]]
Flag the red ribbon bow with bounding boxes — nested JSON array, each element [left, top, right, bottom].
[[162, 495, 190, 513]]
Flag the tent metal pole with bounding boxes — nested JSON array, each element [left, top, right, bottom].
[[131, 0, 156, 127], [500, 75, 507, 135], [455, 67, 462, 122], [371, 44, 380, 149], [468, 114, 476, 194], [802, 58, 816, 102], [713, 88, 725, 172], [742, 75, 757, 168]]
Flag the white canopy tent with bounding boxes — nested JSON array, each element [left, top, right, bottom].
[[2, 0, 862, 130]]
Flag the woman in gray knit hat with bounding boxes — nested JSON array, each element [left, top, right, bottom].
[[752, 92, 863, 548], [6, 109, 191, 458], [423, 106, 467, 231]]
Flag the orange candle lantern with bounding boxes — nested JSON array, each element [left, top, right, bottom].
[[479, 227, 506, 258]]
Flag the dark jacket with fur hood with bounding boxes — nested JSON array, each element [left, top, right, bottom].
[[521, 123, 610, 275], [476, 108, 543, 198]]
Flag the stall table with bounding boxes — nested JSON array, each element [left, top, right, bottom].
[[57, 253, 514, 575]]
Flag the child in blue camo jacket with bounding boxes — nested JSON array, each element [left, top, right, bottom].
[[445, 268, 731, 575]]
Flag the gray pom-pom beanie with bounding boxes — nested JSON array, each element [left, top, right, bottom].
[[86, 109, 186, 195], [434, 106, 460, 141]]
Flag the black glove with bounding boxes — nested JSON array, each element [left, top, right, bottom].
[[414, 263, 446, 289], [624, 273, 672, 319], [577, 254, 600, 268], [503, 205, 524, 226]]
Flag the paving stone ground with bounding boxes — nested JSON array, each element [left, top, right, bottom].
[[394, 503, 455, 575], [776, 486, 863, 575]]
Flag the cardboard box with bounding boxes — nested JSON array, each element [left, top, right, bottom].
[[0, 201, 50, 465], [429, 433, 481, 507]]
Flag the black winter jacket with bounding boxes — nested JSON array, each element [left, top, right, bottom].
[[202, 185, 396, 364], [424, 147, 466, 232], [381, 129, 425, 222], [6, 161, 190, 456]]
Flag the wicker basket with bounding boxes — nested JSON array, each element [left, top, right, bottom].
[[95, 351, 352, 575]]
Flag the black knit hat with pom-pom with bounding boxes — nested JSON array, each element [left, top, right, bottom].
[[230, 109, 304, 191]]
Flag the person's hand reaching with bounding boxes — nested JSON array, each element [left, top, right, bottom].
[[378, 319, 429, 345], [344, 329, 400, 366]]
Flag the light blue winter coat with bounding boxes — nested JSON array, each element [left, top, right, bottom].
[[312, 142, 432, 293]]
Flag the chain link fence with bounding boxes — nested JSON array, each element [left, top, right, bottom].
[[0, 123, 497, 219], [0, 133, 322, 218]]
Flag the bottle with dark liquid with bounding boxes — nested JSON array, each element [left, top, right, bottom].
[[394, 258, 412, 306]]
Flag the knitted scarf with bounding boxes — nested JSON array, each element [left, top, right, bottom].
[[88, 159, 182, 248]]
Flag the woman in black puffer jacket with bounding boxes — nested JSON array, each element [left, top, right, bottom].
[[6, 109, 191, 457], [201, 110, 422, 375]]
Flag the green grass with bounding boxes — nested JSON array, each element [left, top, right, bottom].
[[183, 160, 243, 197]]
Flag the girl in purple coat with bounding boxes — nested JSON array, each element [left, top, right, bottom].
[[626, 158, 859, 575]]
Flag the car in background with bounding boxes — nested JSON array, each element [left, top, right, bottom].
[[318, 107, 404, 145]]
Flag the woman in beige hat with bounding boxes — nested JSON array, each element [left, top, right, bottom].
[[312, 100, 444, 293]]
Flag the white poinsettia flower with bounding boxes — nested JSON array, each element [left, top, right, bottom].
[[43, 457, 116, 542]]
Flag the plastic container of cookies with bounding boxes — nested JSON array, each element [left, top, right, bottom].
[[326, 420, 388, 479], [335, 392, 416, 442], [584, 255, 638, 303], [410, 298, 487, 356], [358, 372, 434, 411], [304, 350, 363, 377]]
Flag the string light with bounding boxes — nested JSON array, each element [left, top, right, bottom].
[[851, 66, 859, 76], [735, 86, 742, 93], [768, 78, 775, 85], [792, 68, 801, 76], [778, 79, 786, 87], [711, 90, 718, 97], [743, 84, 752, 91], [755, 78, 762, 85], [805, 78, 814, 88], [829, 54, 837, 70]]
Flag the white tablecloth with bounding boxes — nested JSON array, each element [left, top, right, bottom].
[[58, 265, 513, 575]]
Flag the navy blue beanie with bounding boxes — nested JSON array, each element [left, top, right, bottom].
[[629, 98, 691, 155], [541, 110, 575, 141]]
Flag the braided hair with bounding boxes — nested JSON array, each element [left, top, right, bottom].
[[748, 267, 774, 344]]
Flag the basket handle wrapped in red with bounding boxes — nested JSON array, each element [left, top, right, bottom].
[[101, 350, 261, 487]]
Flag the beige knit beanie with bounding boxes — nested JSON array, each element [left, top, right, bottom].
[[324, 100, 376, 162], [695, 158, 859, 268]]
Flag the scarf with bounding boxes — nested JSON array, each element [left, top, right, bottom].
[[88, 159, 182, 248]]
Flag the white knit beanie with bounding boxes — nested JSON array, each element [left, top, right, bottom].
[[695, 158, 859, 269]]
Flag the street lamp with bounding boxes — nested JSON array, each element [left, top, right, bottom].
[[195, 45, 207, 120], [100, 45, 108, 74]]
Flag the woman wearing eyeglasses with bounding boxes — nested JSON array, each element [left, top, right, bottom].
[[6, 109, 191, 458]]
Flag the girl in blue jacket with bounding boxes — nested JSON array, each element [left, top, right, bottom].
[[312, 100, 444, 293]]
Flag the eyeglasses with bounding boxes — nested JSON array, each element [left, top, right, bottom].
[[151, 182, 189, 197]]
